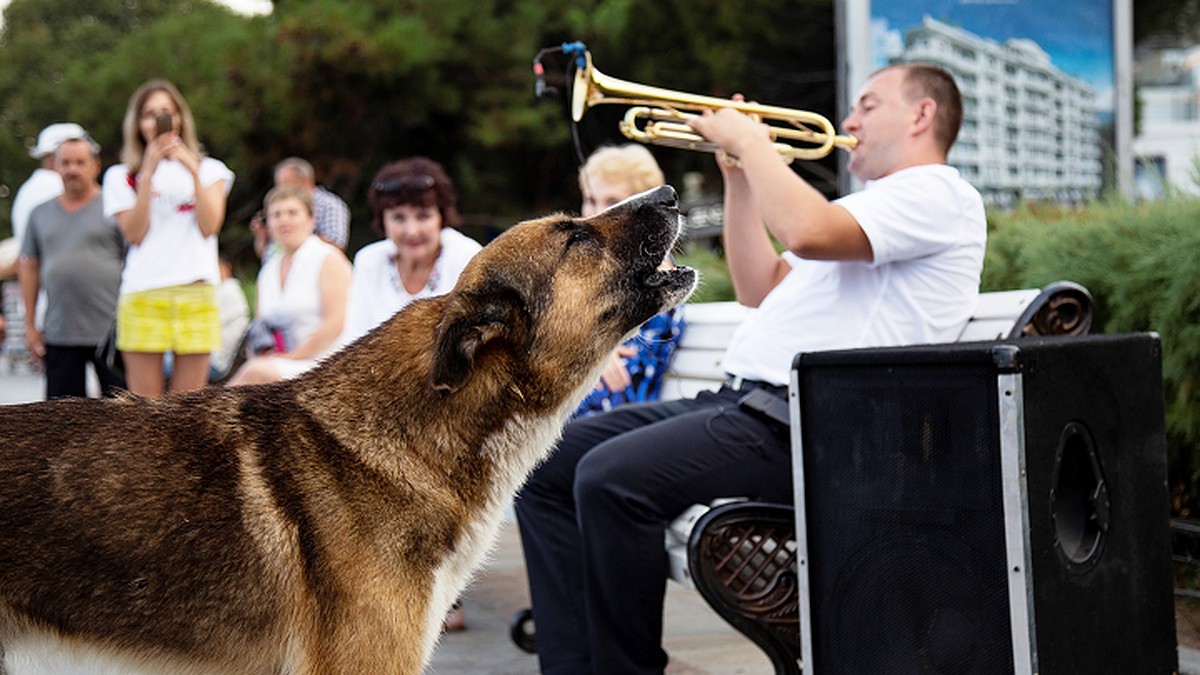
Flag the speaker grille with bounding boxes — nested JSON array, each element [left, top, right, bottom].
[[799, 361, 1014, 674]]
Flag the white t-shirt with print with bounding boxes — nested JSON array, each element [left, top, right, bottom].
[[102, 157, 234, 294], [720, 164, 987, 385]]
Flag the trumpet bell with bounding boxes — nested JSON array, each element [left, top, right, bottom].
[[568, 50, 857, 162]]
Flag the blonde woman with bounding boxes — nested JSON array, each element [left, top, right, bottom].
[[574, 144, 686, 417], [102, 79, 233, 397], [228, 186, 351, 385]]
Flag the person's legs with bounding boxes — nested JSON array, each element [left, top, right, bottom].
[[43, 345, 89, 399], [122, 352, 166, 398], [517, 387, 794, 674], [84, 343, 127, 397], [576, 389, 793, 674], [170, 284, 218, 393], [225, 356, 283, 386], [170, 353, 211, 392], [516, 395, 708, 674]]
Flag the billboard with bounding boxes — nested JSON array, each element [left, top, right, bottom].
[[839, 0, 1133, 205]]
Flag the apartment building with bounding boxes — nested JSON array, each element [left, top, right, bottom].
[[894, 16, 1103, 207]]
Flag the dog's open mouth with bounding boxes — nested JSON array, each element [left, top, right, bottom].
[[633, 196, 696, 302], [644, 265, 695, 291]]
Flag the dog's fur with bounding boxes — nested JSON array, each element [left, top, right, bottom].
[[0, 186, 695, 674]]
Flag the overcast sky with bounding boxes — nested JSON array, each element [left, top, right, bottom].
[[0, 0, 273, 27]]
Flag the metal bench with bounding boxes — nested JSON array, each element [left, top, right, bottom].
[[666, 280, 1094, 673]]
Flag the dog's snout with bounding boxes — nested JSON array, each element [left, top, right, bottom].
[[649, 185, 677, 209]]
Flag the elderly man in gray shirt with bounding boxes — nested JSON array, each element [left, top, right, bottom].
[[18, 131, 125, 399]]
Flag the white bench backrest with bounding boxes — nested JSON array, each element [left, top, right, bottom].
[[957, 288, 1042, 341], [659, 301, 753, 401]]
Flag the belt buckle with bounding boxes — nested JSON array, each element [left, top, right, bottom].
[[728, 375, 749, 391]]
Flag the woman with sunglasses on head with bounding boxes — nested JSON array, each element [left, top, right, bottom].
[[102, 79, 234, 397], [342, 157, 482, 344]]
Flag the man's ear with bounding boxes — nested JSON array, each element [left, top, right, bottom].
[[429, 287, 527, 395], [911, 98, 938, 136]]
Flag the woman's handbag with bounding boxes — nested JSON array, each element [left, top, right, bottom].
[[243, 316, 294, 357]]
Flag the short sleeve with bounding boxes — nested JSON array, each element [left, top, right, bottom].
[[101, 164, 137, 219], [18, 205, 43, 259], [199, 157, 235, 194], [836, 167, 976, 267]]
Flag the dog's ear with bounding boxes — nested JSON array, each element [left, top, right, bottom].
[[430, 287, 528, 395]]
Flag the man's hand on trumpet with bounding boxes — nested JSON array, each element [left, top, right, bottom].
[[687, 96, 774, 168]]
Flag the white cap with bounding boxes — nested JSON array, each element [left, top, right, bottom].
[[30, 122, 88, 159]]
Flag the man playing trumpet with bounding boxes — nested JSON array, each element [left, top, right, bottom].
[[516, 62, 987, 674]]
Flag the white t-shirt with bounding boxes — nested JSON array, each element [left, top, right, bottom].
[[721, 164, 986, 385], [11, 168, 63, 245], [102, 157, 234, 294], [343, 228, 482, 343], [10, 168, 63, 327]]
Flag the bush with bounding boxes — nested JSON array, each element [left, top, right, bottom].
[[676, 243, 735, 304], [986, 197, 1200, 515]]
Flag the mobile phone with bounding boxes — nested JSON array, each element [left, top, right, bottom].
[[155, 113, 173, 137]]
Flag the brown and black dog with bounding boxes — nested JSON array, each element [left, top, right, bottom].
[[0, 185, 695, 674]]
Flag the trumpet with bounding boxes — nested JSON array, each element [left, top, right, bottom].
[[568, 49, 857, 163]]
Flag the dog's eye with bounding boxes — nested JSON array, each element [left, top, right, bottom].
[[558, 221, 594, 250]]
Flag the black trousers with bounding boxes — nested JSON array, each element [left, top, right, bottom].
[[44, 344, 126, 399], [515, 385, 793, 674]]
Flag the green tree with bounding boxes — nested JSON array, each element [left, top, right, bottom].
[[0, 0, 838, 251], [0, 0, 245, 235], [1135, 0, 1200, 44]]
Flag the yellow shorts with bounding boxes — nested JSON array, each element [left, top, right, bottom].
[[117, 284, 220, 354]]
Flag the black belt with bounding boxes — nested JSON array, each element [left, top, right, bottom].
[[725, 375, 787, 398]]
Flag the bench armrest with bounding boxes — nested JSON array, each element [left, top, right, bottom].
[[1008, 280, 1093, 339]]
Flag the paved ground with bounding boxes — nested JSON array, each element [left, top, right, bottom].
[[2, 364, 1198, 673], [0, 359, 41, 405], [427, 519, 771, 675]]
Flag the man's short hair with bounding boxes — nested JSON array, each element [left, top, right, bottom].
[[892, 63, 964, 154], [274, 157, 316, 184], [54, 134, 102, 159]]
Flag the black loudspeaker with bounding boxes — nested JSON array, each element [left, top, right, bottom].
[[790, 333, 1177, 674]]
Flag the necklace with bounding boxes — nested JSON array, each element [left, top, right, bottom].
[[388, 254, 441, 296]]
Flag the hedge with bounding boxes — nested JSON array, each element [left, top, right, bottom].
[[985, 197, 1200, 515]]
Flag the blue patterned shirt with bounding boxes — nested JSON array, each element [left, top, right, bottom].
[[573, 306, 686, 418]]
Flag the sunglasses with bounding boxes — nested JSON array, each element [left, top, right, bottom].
[[373, 175, 436, 193]]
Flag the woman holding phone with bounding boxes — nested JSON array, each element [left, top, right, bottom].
[[102, 79, 234, 397]]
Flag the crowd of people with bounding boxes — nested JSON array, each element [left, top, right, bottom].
[[2, 79, 691, 403], [1, 60, 986, 672]]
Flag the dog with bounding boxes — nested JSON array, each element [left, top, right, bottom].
[[0, 185, 695, 674]]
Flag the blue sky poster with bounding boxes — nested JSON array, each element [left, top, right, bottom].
[[869, 0, 1116, 116]]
